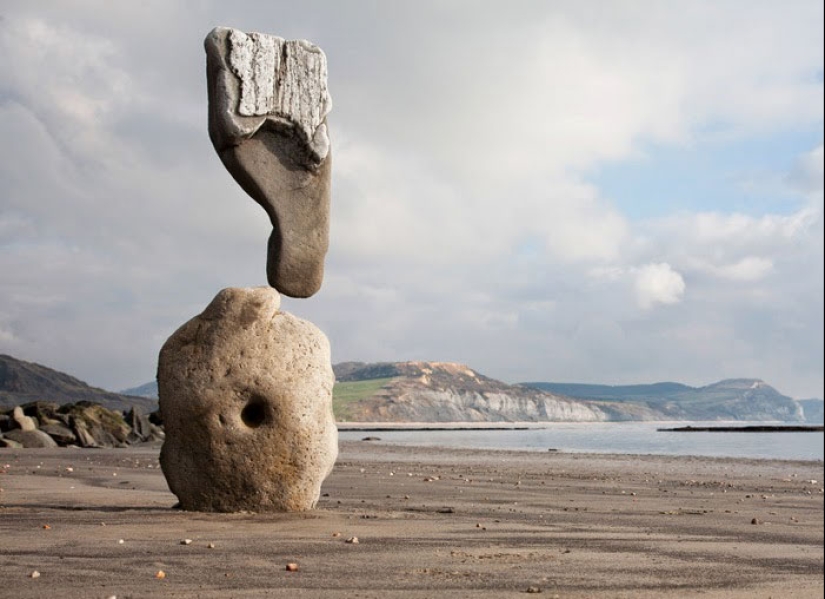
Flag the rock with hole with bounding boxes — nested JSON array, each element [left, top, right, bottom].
[[157, 286, 338, 512]]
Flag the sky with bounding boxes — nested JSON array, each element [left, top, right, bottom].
[[0, 1, 822, 400]]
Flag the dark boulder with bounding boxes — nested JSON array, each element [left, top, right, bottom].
[[59, 401, 131, 448], [0, 434, 23, 448], [3, 429, 58, 448], [125, 406, 152, 443], [149, 409, 163, 426], [21, 401, 61, 424], [40, 422, 79, 446]]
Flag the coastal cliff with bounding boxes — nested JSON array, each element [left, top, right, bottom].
[[334, 362, 809, 423]]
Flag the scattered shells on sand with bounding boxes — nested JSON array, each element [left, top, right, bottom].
[[345, 536, 359, 544]]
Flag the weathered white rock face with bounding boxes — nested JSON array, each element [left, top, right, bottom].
[[158, 287, 338, 512], [206, 27, 331, 163], [205, 27, 332, 298]]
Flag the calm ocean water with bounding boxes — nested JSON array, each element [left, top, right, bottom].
[[339, 421, 824, 461]]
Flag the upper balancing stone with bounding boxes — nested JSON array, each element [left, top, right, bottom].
[[205, 27, 332, 298]]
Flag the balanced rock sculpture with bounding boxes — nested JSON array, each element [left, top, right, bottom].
[[159, 287, 337, 512], [157, 28, 338, 513], [205, 27, 332, 298]]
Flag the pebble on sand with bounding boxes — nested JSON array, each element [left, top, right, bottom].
[[29, 571, 40, 579], [286, 563, 299, 572], [181, 539, 192, 545], [155, 570, 167, 579], [345, 536, 360, 544]]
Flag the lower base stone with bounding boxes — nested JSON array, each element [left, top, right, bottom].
[[157, 287, 338, 512]]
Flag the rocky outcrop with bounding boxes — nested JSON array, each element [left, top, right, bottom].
[[334, 362, 811, 423], [338, 362, 608, 423], [360, 388, 607, 423], [0, 401, 164, 448], [205, 27, 332, 298], [524, 378, 807, 422], [158, 287, 337, 512]]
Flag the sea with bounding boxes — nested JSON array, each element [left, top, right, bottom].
[[338, 421, 824, 461]]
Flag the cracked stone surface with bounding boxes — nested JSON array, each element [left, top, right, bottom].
[[158, 287, 338, 512], [205, 27, 332, 298]]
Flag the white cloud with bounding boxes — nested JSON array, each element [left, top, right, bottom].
[[701, 256, 775, 282], [634, 263, 686, 309]]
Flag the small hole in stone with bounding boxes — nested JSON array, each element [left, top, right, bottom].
[[241, 398, 268, 428]]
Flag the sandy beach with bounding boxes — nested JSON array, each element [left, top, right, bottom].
[[0, 441, 822, 598]]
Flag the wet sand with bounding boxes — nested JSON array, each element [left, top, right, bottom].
[[0, 442, 822, 598]]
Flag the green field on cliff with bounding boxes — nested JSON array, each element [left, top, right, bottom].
[[333, 377, 394, 420]]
